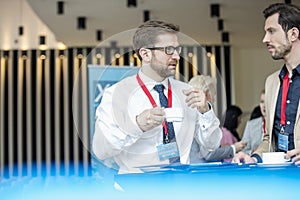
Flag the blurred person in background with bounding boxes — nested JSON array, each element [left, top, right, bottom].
[[189, 75, 246, 163], [241, 89, 266, 155], [219, 105, 246, 162]]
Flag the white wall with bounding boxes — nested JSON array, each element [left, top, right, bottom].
[[0, 0, 59, 50], [232, 46, 284, 135], [232, 46, 283, 113]]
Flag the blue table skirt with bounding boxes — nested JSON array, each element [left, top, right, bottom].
[[1, 163, 299, 200]]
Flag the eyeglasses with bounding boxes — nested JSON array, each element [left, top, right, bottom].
[[146, 46, 182, 55]]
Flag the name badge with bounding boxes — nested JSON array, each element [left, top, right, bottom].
[[156, 142, 180, 161], [278, 132, 289, 151]]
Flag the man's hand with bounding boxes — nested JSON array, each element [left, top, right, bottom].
[[286, 148, 300, 165], [136, 107, 164, 132], [234, 141, 247, 153], [183, 88, 209, 113], [232, 151, 257, 164]]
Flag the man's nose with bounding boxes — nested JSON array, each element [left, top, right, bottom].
[[172, 50, 180, 60], [262, 33, 269, 44]]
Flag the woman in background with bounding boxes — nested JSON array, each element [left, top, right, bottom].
[[221, 105, 243, 144], [219, 105, 246, 162]]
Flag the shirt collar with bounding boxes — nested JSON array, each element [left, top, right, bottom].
[[294, 64, 300, 76], [278, 65, 288, 81], [138, 70, 170, 90], [279, 64, 300, 80]]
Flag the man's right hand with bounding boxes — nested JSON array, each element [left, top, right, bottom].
[[136, 107, 165, 132], [232, 151, 258, 164]]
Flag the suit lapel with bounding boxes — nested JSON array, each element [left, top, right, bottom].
[[296, 100, 300, 127], [268, 75, 280, 135]]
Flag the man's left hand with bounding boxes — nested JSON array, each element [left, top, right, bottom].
[[183, 87, 209, 113]]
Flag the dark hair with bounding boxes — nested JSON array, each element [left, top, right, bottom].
[[249, 89, 265, 120], [263, 3, 300, 39], [223, 105, 243, 141], [250, 105, 262, 120], [133, 20, 180, 60]]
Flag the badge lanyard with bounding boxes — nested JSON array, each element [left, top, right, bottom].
[[262, 117, 266, 135], [136, 74, 172, 140], [280, 72, 291, 132]]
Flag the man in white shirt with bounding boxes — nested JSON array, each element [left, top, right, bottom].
[[92, 20, 222, 173]]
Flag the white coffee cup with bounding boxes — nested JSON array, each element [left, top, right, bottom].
[[262, 152, 290, 164], [164, 108, 183, 122]]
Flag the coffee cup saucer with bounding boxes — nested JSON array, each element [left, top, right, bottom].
[[257, 161, 293, 167]]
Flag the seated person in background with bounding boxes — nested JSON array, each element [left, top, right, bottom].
[[188, 75, 246, 163], [249, 106, 262, 120], [219, 105, 247, 162], [241, 90, 266, 155], [92, 20, 222, 173]]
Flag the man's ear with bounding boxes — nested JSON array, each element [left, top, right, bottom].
[[139, 48, 151, 62], [289, 27, 299, 42]]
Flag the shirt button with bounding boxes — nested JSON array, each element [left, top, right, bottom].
[[202, 125, 205, 128], [287, 100, 290, 104], [287, 121, 291, 125], [290, 80, 293, 83]]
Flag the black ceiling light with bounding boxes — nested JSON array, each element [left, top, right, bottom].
[[143, 10, 150, 22], [210, 4, 220, 18], [18, 26, 24, 36], [285, 0, 292, 4], [57, 1, 64, 15], [96, 30, 102, 41], [218, 19, 224, 31], [127, 0, 137, 7], [222, 32, 229, 43], [77, 17, 86, 30], [39, 35, 46, 45], [19, 0, 24, 36]]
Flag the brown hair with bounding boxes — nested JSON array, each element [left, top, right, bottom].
[[133, 20, 180, 60]]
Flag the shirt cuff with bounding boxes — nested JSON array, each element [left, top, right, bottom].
[[251, 154, 262, 163], [198, 104, 217, 121], [230, 145, 236, 155]]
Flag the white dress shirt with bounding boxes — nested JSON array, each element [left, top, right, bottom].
[[92, 71, 222, 173]]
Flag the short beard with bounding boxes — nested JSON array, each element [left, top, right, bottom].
[[151, 63, 170, 78], [150, 56, 173, 79], [272, 39, 292, 60]]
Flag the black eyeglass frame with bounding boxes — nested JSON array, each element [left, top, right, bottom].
[[146, 46, 182, 55]]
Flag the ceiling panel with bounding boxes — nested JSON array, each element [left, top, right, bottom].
[[27, 0, 299, 48]]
